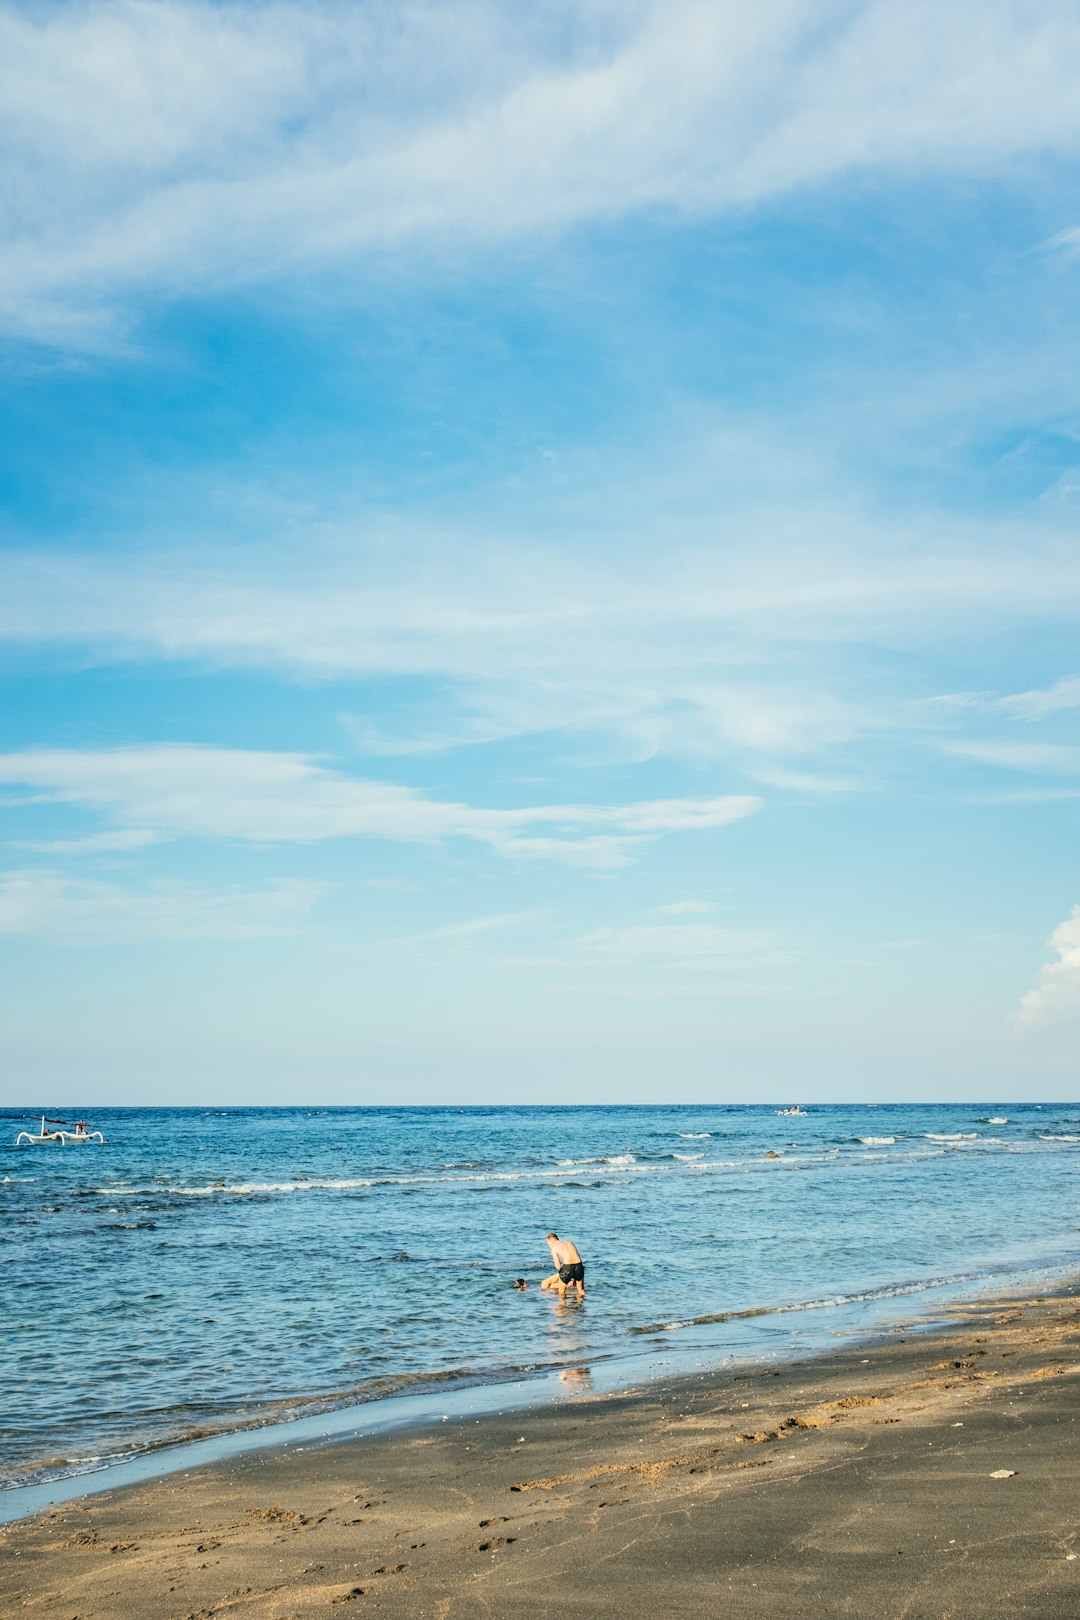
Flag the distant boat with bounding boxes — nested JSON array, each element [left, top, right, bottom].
[[775, 1106, 808, 1117], [15, 1115, 104, 1145]]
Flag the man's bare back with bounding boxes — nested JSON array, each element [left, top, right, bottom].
[[543, 1232, 586, 1297]]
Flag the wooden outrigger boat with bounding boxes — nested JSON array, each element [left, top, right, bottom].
[[15, 1115, 104, 1145]]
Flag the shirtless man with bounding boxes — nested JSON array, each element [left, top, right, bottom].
[[541, 1232, 586, 1298]]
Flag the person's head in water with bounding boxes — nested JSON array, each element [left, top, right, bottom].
[[546, 1232, 558, 1242], [513, 1278, 528, 1290]]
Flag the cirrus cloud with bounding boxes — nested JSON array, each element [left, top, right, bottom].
[[0, 867, 323, 943], [6, 0, 1080, 341], [577, 919, 779, 969], [0, 744, 762, 868]]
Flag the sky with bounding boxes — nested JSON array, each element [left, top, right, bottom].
[[1, 0, 1079, 1105]]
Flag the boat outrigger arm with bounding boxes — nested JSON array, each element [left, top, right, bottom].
[[16, 1115, 104, 1145]]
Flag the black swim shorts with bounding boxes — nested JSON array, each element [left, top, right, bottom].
[[558, 1262, 585, 1284]]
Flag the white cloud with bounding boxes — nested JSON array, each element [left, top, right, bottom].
[[1019, 906, 1080, 1026], [577, 920, 776, 967], [392, 908, 779, 972], [654, 899, 718, 915], [0, 541, 877, 768], [5, 0, 1080, 341], [0, 744, 761, 867], [969, 787, 1080, 805], [0, 868, 322, 943], [417, 909, 546, 941], [919, 677, 1080, 722], [5, 484, 1080, 778], [947, 741, 1080, 774], [914, 691, 997, 713], [14, 828, 162, 854], [925, 677, 1080, 721], [997, 676, 1080, 719], [747, 764, 864, 794], [1043, 225, 1080, 260]]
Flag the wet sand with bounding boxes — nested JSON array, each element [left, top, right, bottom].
[[5, 1283, 1080, 1618]]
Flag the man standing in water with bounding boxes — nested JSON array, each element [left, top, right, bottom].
[[542, 1232, 586, 1298]]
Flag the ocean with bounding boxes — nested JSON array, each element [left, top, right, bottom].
[[2, 1102, 1078, 1500]]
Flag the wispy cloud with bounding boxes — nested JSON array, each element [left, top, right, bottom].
[[946, 741, 1080, 774], [1019, 905, 1080, 1027], [1042, 226, 1080, 260], [747, 764, 865, 794], [915, 692, 997, 714], [576, 920, 777, 969], [6, 0, 1080, 342], [13, 828, 163, 854], [997, 676, 1080, 719], [922, 676, 1080, 721], [0, 868, 323, 943], [423, 910, 545, 941], [0, 745, 761, 867], [653, 899, 718, 916], [5, 480, 1080, 781]]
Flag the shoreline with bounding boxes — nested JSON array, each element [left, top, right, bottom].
[[4, 1250, 1073, 1527], [6, 1275, 1080, 1616]]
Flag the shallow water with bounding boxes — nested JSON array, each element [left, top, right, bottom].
[[2, 1102, 1078, 1493]]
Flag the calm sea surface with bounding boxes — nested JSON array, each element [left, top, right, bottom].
[[2, 1103, 1078, 1494]]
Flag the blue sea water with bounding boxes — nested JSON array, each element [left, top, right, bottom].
[[2, 1102, 1078, 1497]]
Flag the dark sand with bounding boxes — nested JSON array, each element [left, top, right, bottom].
[[5, 1285, 1080, 1618]]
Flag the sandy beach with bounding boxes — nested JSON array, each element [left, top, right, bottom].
[[5, 1282, 1080, 1619]]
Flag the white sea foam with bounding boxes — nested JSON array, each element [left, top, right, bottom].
[[1039, 1134, 1080, 1143], [95, 1155, 735, 1203], [84, 1129, 1047, 1207], [633, 1271, 973, 1335], [555, 1154, 637, 1168], [985, 1117, 1008, 1125], [92, 1178, 379, 1197], [91, 1157, 655, 1199], [97, 1144, 1005, 1205]]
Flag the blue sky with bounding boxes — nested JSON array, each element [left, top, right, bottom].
[[1, 0, 1079, 1103]]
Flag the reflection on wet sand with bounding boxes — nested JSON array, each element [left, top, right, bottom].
[[546, 1295, 592, 1388]]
